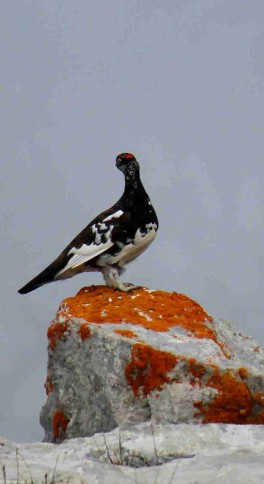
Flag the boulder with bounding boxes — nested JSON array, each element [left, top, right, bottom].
[[40, 285, 264, 442]]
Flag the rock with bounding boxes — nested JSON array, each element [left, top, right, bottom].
[[40, 285, 264, 443], [1, 423, 264, 483]]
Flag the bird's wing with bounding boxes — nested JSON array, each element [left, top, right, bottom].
[[56, 239, 113, 276], [55, 209, 125, 277]]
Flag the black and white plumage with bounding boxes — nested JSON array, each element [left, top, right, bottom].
[[18, 153, 159, 294]]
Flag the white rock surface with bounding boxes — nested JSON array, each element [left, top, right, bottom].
[[1, 423, 264, 483]]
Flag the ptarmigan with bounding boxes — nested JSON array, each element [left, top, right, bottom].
[[18, 153, 159, 293]]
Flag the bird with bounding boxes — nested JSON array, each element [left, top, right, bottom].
[[18, 153, 159, 294]]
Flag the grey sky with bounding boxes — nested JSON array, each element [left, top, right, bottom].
[[1, 0, 264, 442]]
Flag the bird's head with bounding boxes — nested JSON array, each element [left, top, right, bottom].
[[116, 153, 140, 179]]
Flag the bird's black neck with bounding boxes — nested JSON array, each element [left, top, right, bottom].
[[119, 172, 150, 209]]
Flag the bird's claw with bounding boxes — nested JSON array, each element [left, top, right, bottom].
[[116, 282, 139, 292]]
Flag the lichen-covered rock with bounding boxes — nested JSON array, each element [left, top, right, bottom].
[[40, 285, 264, 442]]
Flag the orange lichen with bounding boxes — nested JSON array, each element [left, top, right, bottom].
[[253, 392, 264, 405], [125, 347, 264, 424], [125, 343, 178, 396], [195, 368, 253, 423], [58, 285, 229, 356], [193, 367, 264, 424], [47, 321, 70, 351], [248, 411, 264, 424], [77, 323, 91, 341], [53, 410, 69, 442], [62, 286, 212, 332], [238, 368, 248, 379], [114, 329, 138, 338], [189, 358, 207, 386], [44, 376, 54, 395]]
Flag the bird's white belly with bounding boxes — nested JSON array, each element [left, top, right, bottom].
[[118, 228, 157, 265], [97, 226, 157, 267]]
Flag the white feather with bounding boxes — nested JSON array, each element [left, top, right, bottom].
[[56, 239, 113, 276], [103, 210, 123, 222]]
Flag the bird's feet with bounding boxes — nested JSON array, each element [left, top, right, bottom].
[[115, 281, 139, 292], [102, 267, 138, 292]]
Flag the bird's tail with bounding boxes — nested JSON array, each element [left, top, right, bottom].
[[18, 257, 63, 294], [18, 274, 53, 294], [18, 244, 71, 295]]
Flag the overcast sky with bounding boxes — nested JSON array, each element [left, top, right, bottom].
[[1, 0, 264, 442]]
